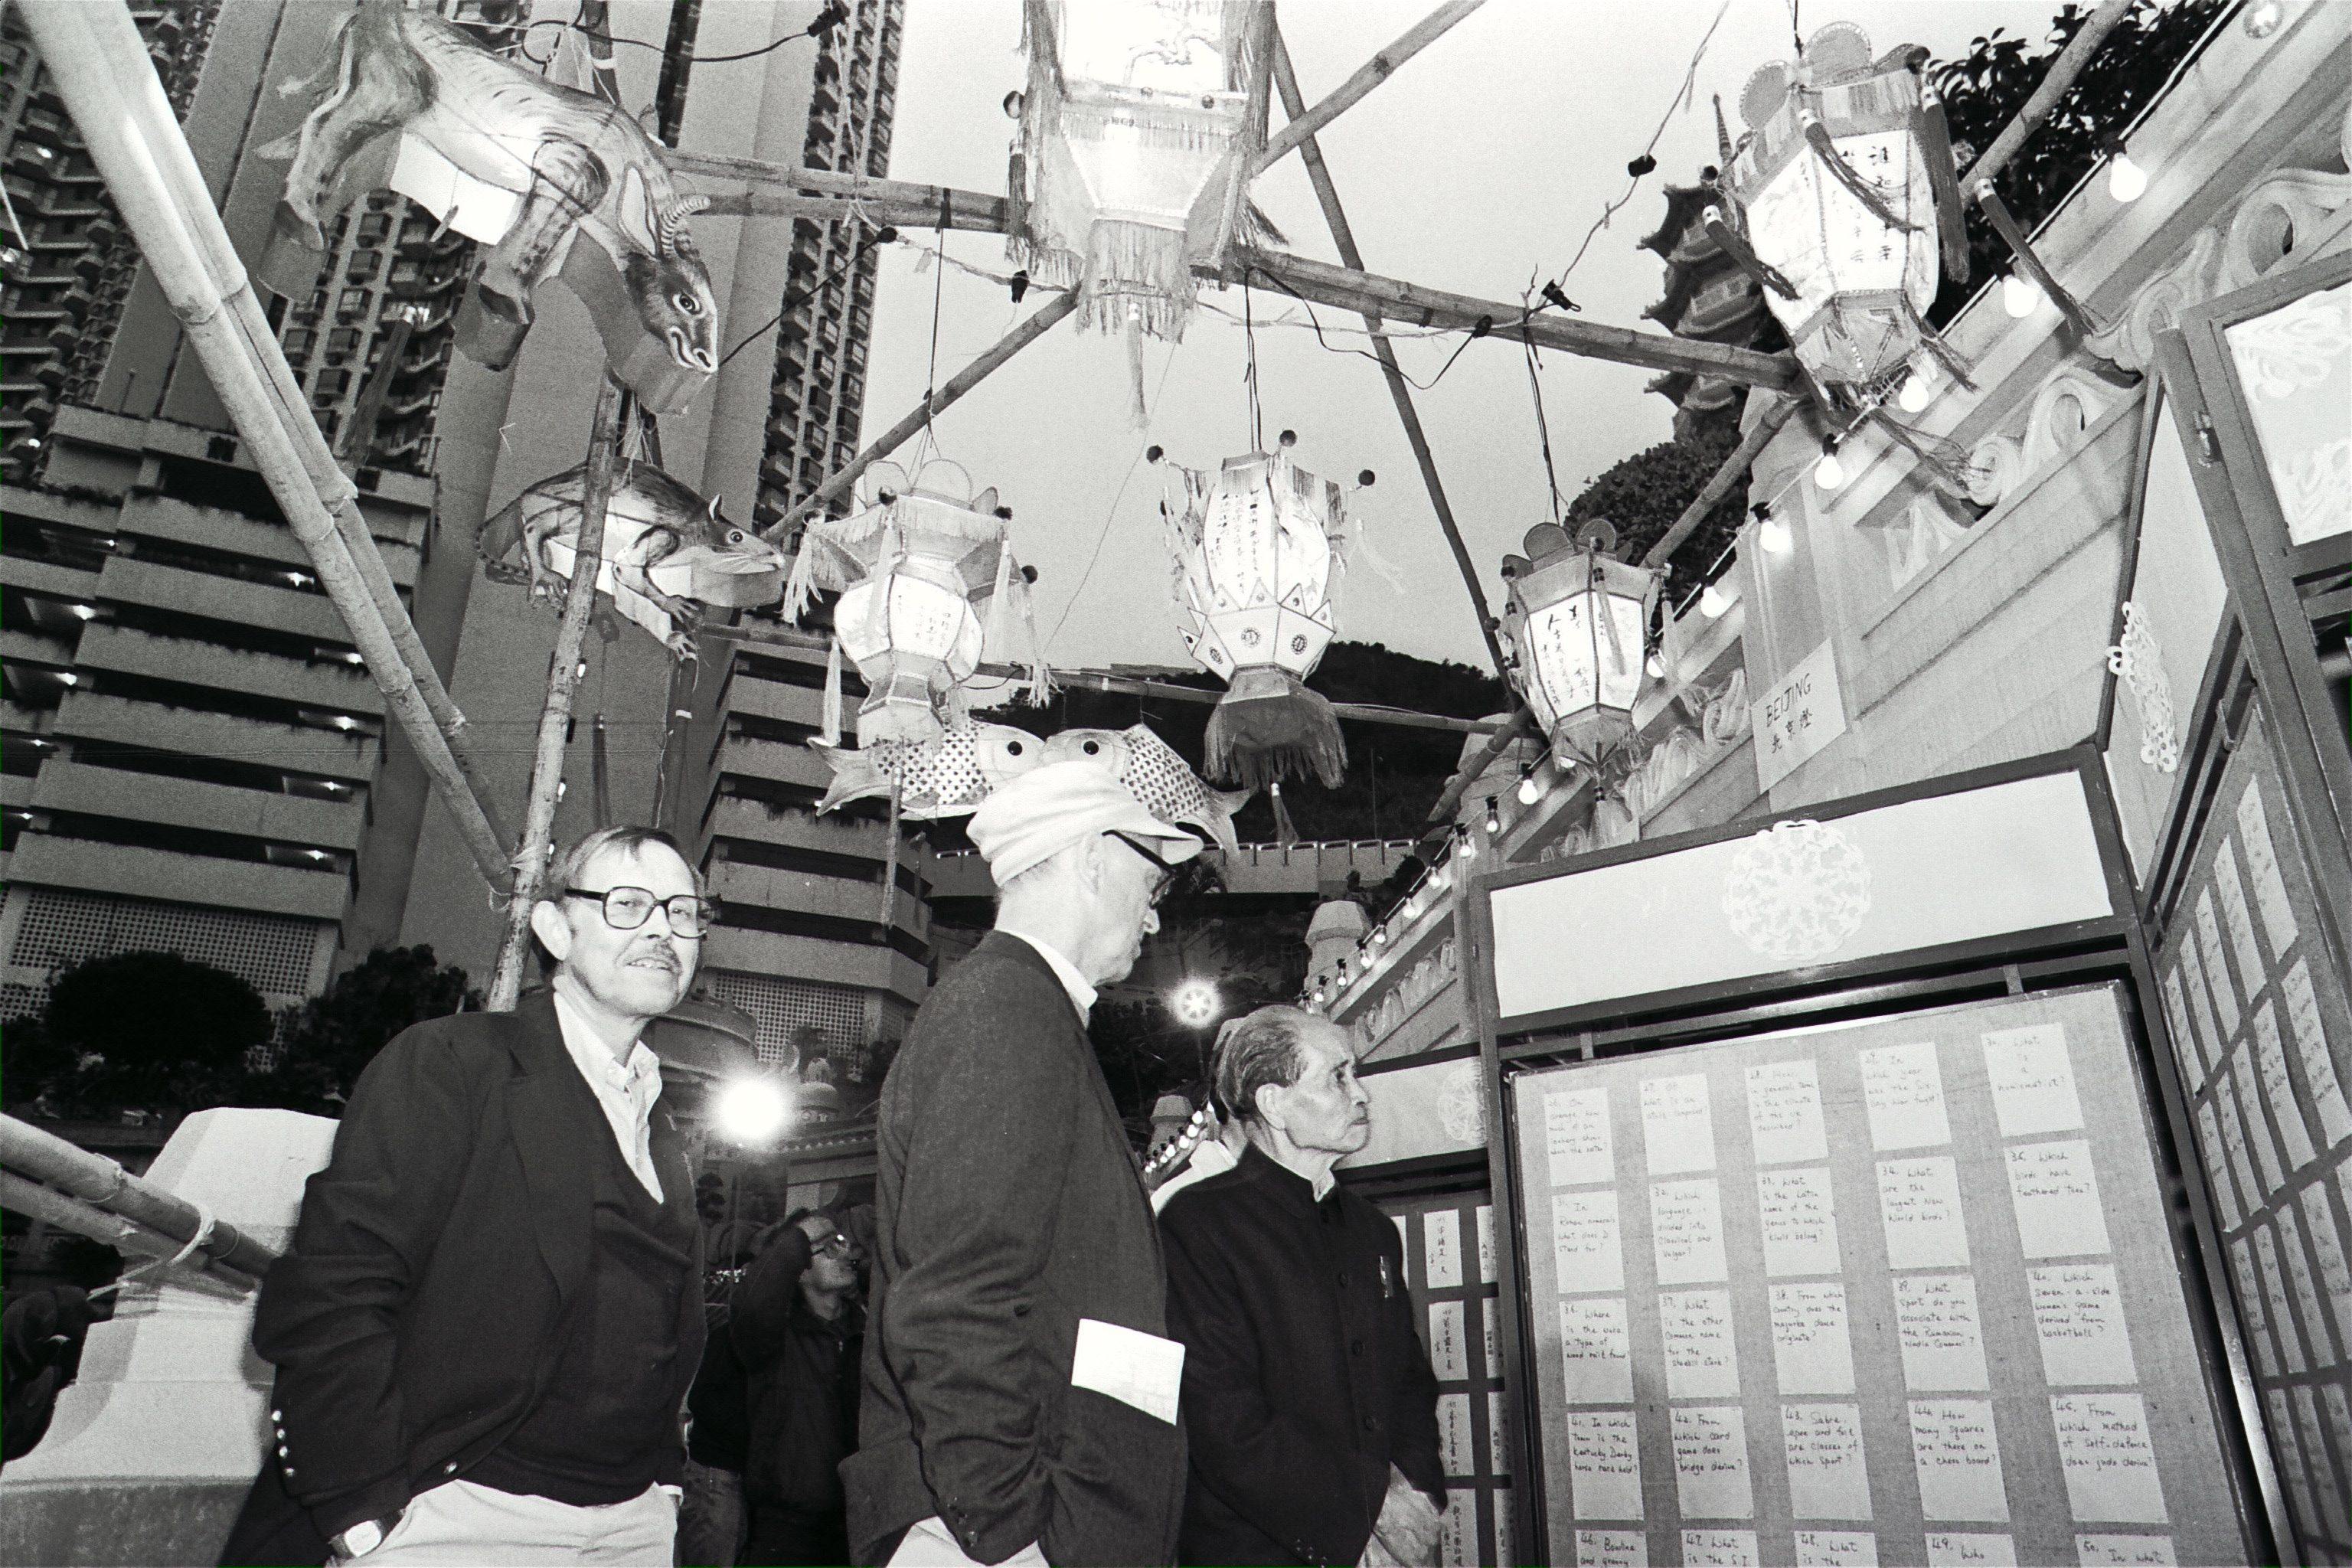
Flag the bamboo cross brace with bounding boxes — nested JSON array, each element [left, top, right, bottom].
[[487, 381, 626, 1011], [1253, 0, 1488, 175], [1958, 0, 2135, 194], [1642, 395, 1798, 569], [668, 151, 1009, 232]]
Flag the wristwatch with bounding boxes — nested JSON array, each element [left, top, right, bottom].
[[329, 1509, 403, 1560]]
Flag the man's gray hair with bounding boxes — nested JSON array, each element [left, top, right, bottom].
[[532, 825, 707, 970], [1213, 1005, 1317, 1125]]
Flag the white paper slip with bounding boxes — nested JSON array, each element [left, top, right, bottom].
[[1771, 1282, 1857, 1395], [1436, 1391, 1475, 1476], [2197, 890, 2243, 1035], [2294, 1386, 2351, 1541], [1671, 1405, 1756, 1520], [1661, 1289, 1742, 1400], [2076, 1535, 2178, 1566], [2274, 1204, 2341, 1367], [2281, 959, 2352, 1148], [1491, 1484, 1514, 1568], [2005, 1140, 2113, 1258], [1489, 1390, 1511, 1475], [1560, 1297, 1634, 1402], [1549, 1087, 1615, 1188], [1759, 1168, 1843, 1276], [2228, 1236, 2269, 1332], [1981, 1024, 2085, 1138], [2254, 1223, 2309, 1374], [1425, 1207, 1464, 1290], [1878, 1157, 1971, 1270], [1439, 1488, 1472, 1568], [1069, 1318, 1184, 1424], [1482, 1296, 1502, 1379], [1782, 1403, 1872, 1521], [2177, 941, 2224, 1073], [1576, 1527, 1646, 1568], [2235, 779, 2299, 956], [2230, 1054, 2286, 1196], [2028, 1263, 2138, 1386], [1652, 1178, 1729, 1285], [1554, 1191, 1626, 1294], [2213, 843, 2267, 999], [2250, 1001, 2318, 1170], [1909, 1399, 2009, 1522], [1642, 1073, 1717, 1175], [1682, 1529, 1759, 1567], [2263, 1390, 2321, 1544], [1569, 1409, 1643, 1518], [1475, 1203, 1498, 1283], [1746, 1059, 1830, 1165], [2194, 1102, 2243, 1229], [1862, 1042, 1952, 1150], [2158, 969, 2207, 1086], [1793, 1530, 1879, 1566], [2214, 1069, 2271, 1204], [2054, 1393, 2169, 1524], [1896, 1273, 1990, 1391], [1427, 1299, 1468, 1381], [2297, 1184, 2352, 1351], [1926, 1533, 2017, 1566]]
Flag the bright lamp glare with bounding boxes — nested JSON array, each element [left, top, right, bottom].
[[1759, 517, 1793, 555], [1897, 371, 1932, 413], [2003, 273, 2044, 318], [1812, 449, 1845, 491], [1699, 583, 1730, 619], [1172, 978, 1220, 1027], [1517, 774, 1542, 806], [716, 1077, 790, 1143], [2107, 152, 2148, 203]]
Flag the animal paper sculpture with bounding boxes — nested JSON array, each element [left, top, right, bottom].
[[780, 461, 1048, 747], [808, 722, 1049, 819], [479, 462, 788, 657], [1710, 21, 1968, 400], [1010, 0, 1268, 341], [259, 0, 719, 413], [1160, 443, 1355, 789], [1044, 724, 1250, 851]]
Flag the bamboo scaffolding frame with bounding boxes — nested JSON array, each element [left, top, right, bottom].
[[1642, 395, 1798, 569], [24, 0, 514, 889], [670, 152, 1010, 232], [0, 1113, 279, 1284], [1253, 0, 1488, 175], [487, 380, 626, 1011], [1958, 0, 2135, 192]]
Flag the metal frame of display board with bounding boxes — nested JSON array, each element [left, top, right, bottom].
[[1459, 746, 2287, 1566]]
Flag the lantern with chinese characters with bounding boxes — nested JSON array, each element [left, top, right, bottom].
[[1709, 22, 1968, 400], [1500, 521, 1662, 764], [1160, 440, 1357, 787], [779, 462, 1046, 746], [1010, 0, 1267, 341]]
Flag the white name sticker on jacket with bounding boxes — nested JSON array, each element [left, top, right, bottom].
[[1070, 1318, 1186, 1425]]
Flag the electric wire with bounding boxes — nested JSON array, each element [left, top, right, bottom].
[[521, 8, 844, 69], [715, 224, 892, 371]]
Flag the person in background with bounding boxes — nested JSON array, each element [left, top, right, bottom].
[[678, 1273, 753, 1568], [730, 1207, 867, 1566], [2, 1284, 96, 1464], [843, 761, 1204, 1567], [224, 826, 713, 1566], [1158, 1007, 1446, 1568]]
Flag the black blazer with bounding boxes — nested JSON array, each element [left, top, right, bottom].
[[1158, 1145, 1445, 1567], [842, 933, 1187, 1567], [219, 994, 704, 1566]]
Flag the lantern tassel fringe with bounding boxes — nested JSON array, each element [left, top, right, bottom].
[[1900, 296, 1978, 391], [1204, 667, 1347, 790], [1269, 783, 1301, 847], [1702, 214, 1799, 301], [1915, 99, 1971, 283], [1803, 122, 1918, 236]]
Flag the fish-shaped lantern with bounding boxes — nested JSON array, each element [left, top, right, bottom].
[[811, 722, 1047, 819], [257, 0, 719, 413], [479, 462, 788, 658], [1710, 21, 1968, 401], [1043, 724, 1250, 852], [780, 461, 1047, 748], [1010, 0, 1268, 341], [1158, 439, 1357, 789]]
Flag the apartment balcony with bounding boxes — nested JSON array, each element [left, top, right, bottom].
[[706, 858, 925, 934], [29, 759, 364, 852], [712, 731, 830, 792], [74, 623, 384, 717], [701, 923, 927, 1007], [0, 554, 101, 603], [54, 690, 378, 783], [116, 492, 423, 586], [6, 834, 349, 923], [96, 556, 355, 647]]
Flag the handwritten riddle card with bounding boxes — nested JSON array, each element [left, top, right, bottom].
[[1425, 1207, 1465, 1290], [1569, 1409, 1642, 1519], [1895, 1274, 1991, 1392], [2211, 844, 2265, 998], [2280, 959, 2352, 1148], [1909, 1399, 2009, 1523], [1559, 1297, 1634, 1404], [2249, 1002, 2318, 1169], [1981, 1025, 2086, 1138], [2076, 1535, 2178, 1566], [2234, 779, 2298, 955], [1793, 1530, 1880, 1566], [2004, 1140, 2114, 1259], [1428, 1300, 1468, 1381], [1877, 1157, 1971, 1270], [2230, 1054, 2287, 1196], [1862, 1043, 1952, 1150], [1651, 1178, 1729, 1285], [1549, 1087, 1615, 1188], [1770, 1282, 1857, 1396], [2027, 1263, 2139, 1387], [1554, 1191, 1625, 1293], [2194, 890, 2242, 1035], [1746, 1059, 1830, 1165], [1782, 1403, 1873, 1521], [1438, 1392, 1475, 1478], [1681, 1529, 1759, 1568], [1925, 1533, 2017, 1566], [1759, 1168, 1843, 1277], [1671, 1405, 1755, 1520], [1642, 1073, 1717, 1176], [2052, 1393, 2169, 1524], [2176, 941, 2224, 1071], [1575, 1527, 1646, 1568], [1660, 1289, 1741, 1400]]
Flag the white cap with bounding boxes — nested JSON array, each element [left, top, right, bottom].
[[969, 760, 1205, 884]]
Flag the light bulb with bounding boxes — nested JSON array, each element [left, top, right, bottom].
[[1813, 448, 1846, 491], [2106, 152, 2148, 203], [2003, 273, 2044, 318], [1517, 773, 1542, 806], [2243, 0, 2282, 37], [1699, 583, 1730, 619], [1759, 516, 1793, 555], [1371, 924, 1388, 948], [1484, 802, 1501, 835], [1459, 831, 1478, 863], [1897, 369, 1932, 413], [1645, 652, 1667, 681], [1312, 985, 1327, 1006]]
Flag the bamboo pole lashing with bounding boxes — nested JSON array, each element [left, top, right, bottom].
[[0, 1112, 279, 1283]]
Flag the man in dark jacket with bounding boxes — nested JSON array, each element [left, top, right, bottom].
[[844, 761, 1204, 1567], [732, 1207, 866, 1565], [221, 827, 714, 1566], [1158, 1008, 1446, 1568]]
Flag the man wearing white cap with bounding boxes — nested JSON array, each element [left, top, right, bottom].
[[844, 760, 1205, 1567]]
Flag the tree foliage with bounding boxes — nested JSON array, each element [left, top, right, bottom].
[[39, 951, 270, 1110], [1563, 423, 1745, 599], [278, 944, 480, 1096]]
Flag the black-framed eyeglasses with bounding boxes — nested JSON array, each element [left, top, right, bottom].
[[814, 1231, 859, 1259], [564, 885, 720, 938], [1108, 832, 1179, 907]]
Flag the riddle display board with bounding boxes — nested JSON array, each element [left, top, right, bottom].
[[1507, 982, 2249, 1567], [2151, 704, 2352, 1562], [1381, 1187, 1521, 1567]]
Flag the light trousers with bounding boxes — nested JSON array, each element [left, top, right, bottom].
[[344, 1478, 678, 1566], [884, 1516, 1048, 1567]]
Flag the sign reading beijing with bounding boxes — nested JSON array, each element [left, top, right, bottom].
[[1753, 639, 1848, 792]]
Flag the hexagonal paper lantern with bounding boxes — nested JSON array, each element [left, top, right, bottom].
[[1164, 446, 1354, 786], [1501, 522, 1662, 763]]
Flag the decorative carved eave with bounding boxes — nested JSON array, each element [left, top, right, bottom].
[[1640, 182, 1719, 256]]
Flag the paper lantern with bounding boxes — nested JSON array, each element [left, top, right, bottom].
[[1500, 521, 1662, 763], [256, 2, 718, 413], [1162, 443, 1354, 787], [780, 462, 1045, 746], [1709, 22, 1967, 399], [1010, 0, 1267, 340]]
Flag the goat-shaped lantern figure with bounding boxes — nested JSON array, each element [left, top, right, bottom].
[[257, 0, 719, 413]]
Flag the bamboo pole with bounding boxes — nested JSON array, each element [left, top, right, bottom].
[[1253, 0, 1487, 175], [760, 292, 1080, 543], [486, 379, 626, 1011], [670, 151, 1010, 233], [28, 0, 514, 890], [1642, 396, 1798, 569], [1425, 709, 1537, 827], [0, 1172, 265, 1292], [1271, 27, 1507, 682], [1958, 0, 2135, 193], [0, 1114, 279, 1282]]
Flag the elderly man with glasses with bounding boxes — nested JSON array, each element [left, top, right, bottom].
[[224, 826, 719, 1567], [845, 760, 1205, 1568]]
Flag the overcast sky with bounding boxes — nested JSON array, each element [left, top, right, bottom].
[[856, 0, 2063, 675]]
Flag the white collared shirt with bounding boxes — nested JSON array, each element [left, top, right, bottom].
[[551, 991, 666, 1202], [995, 926, 1097, 1022]]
